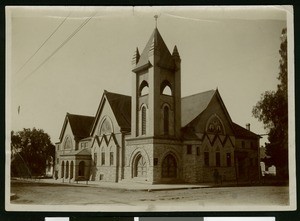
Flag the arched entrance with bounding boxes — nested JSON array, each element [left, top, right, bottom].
[[162, 154, 177, 178], [61, 161, 64, 178], [134, 154, 147, 178], [70, 161, 74, 179], [65, 161, 69, 179]]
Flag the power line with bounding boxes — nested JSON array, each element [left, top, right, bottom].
[[20, 11, 97, 84], [15, 12, 71, 76]]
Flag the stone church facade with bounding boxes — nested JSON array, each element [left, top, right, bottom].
[[55, 28, 260, 184]]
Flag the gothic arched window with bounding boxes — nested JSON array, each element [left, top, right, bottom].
[[65, 161, 69, 178], [162, 154, 177, 178], [139, 81, 149, 96], [61, 161, 64, 178], [161, 80, 172, 96], [207, 115, 224, 134], [142, 106, 146, 135], [163, 106, 169, 135], [101, 147, 105, 165], [99, 118, 113, 135], [64, 137, 72, 149], [70, 161, 74, 179]]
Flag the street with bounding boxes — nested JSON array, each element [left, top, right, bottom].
[[10, 180, 289, 211]]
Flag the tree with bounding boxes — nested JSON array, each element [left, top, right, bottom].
[[252, 28, 288, 179], [11, 128, 55, 177]]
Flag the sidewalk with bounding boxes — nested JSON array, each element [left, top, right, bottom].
[[12, 177, 282, 192], [12, 177, 212, 191]]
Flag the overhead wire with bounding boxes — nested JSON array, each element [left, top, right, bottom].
[[14, 12, 71, 76], [20, 11, 97, 84]]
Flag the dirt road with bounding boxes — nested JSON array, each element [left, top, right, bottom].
[[10, 180, 289, 211]]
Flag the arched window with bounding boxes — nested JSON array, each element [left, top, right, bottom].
[[78, 161, 85, 177], [142, 106, 146, 135], [162, 154, 177, 178], [64, 137, 72, 149], [61, 161, 64, 178], [204, 152, 209, 166], [70, 161, 74, 179], [101, 147, 105, 165], [226, 153, 232, 167], [139, 81, 149, 96], [163, 106, 169, 135], [98, 117, 113, 135], [216, 152, 221, 167], [65, 161, 69, 179], [162, 85, 172, 95], [161, 80, 172, 96], [207, 115, 224, 134], [110, 146, 114, 166]]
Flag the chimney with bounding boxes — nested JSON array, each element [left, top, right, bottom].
[[246, 123, 250, 131]]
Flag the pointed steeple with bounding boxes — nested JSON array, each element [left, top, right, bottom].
[[172, 45, 180, 60], [132, 47, 140, 66], [130, 26, 182, 139], [133, 28, 174, 72], [172, 45, 181, 70]]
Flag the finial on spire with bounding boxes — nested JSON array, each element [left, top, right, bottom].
[[154, 15, 158, 28]]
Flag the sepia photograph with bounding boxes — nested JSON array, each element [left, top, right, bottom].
[[5, 6, 295, 211]]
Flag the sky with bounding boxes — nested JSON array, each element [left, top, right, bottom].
[[6, 6, 289, 144]]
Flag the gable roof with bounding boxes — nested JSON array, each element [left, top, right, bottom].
[[181, 89, 260, 139], [67, 113, 95, 139], [60, 88, 259, 141], [232, 122, 261, 139], [181, 89, 216, 127], [105, 90, 132, 131], [59, 113, 95, 141], [91, 90, 132, 135]]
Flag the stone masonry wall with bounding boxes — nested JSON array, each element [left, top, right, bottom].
[[124, 141, 154, 183], [203, 166, 236, 182], [94, 165, 117, 182], [153, 143, 183, 183]]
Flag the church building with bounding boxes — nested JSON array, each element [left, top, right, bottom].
[[55, 27, 260, 184]]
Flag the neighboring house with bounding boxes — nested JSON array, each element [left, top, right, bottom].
[[55, 113, 95, 181], [55, 28, 260, 184]]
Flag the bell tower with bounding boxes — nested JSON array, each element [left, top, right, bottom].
[[130, 28, 181, 139]]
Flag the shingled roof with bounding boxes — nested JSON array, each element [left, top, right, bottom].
[[62, 89, 258, 140], [66, 113, 95, 139], [134, 28, 174, 71], [181, 89, 260, 139], [232, 122, 261, 139], [105, 91, 131, 131], [181, 89, 216, 127]]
